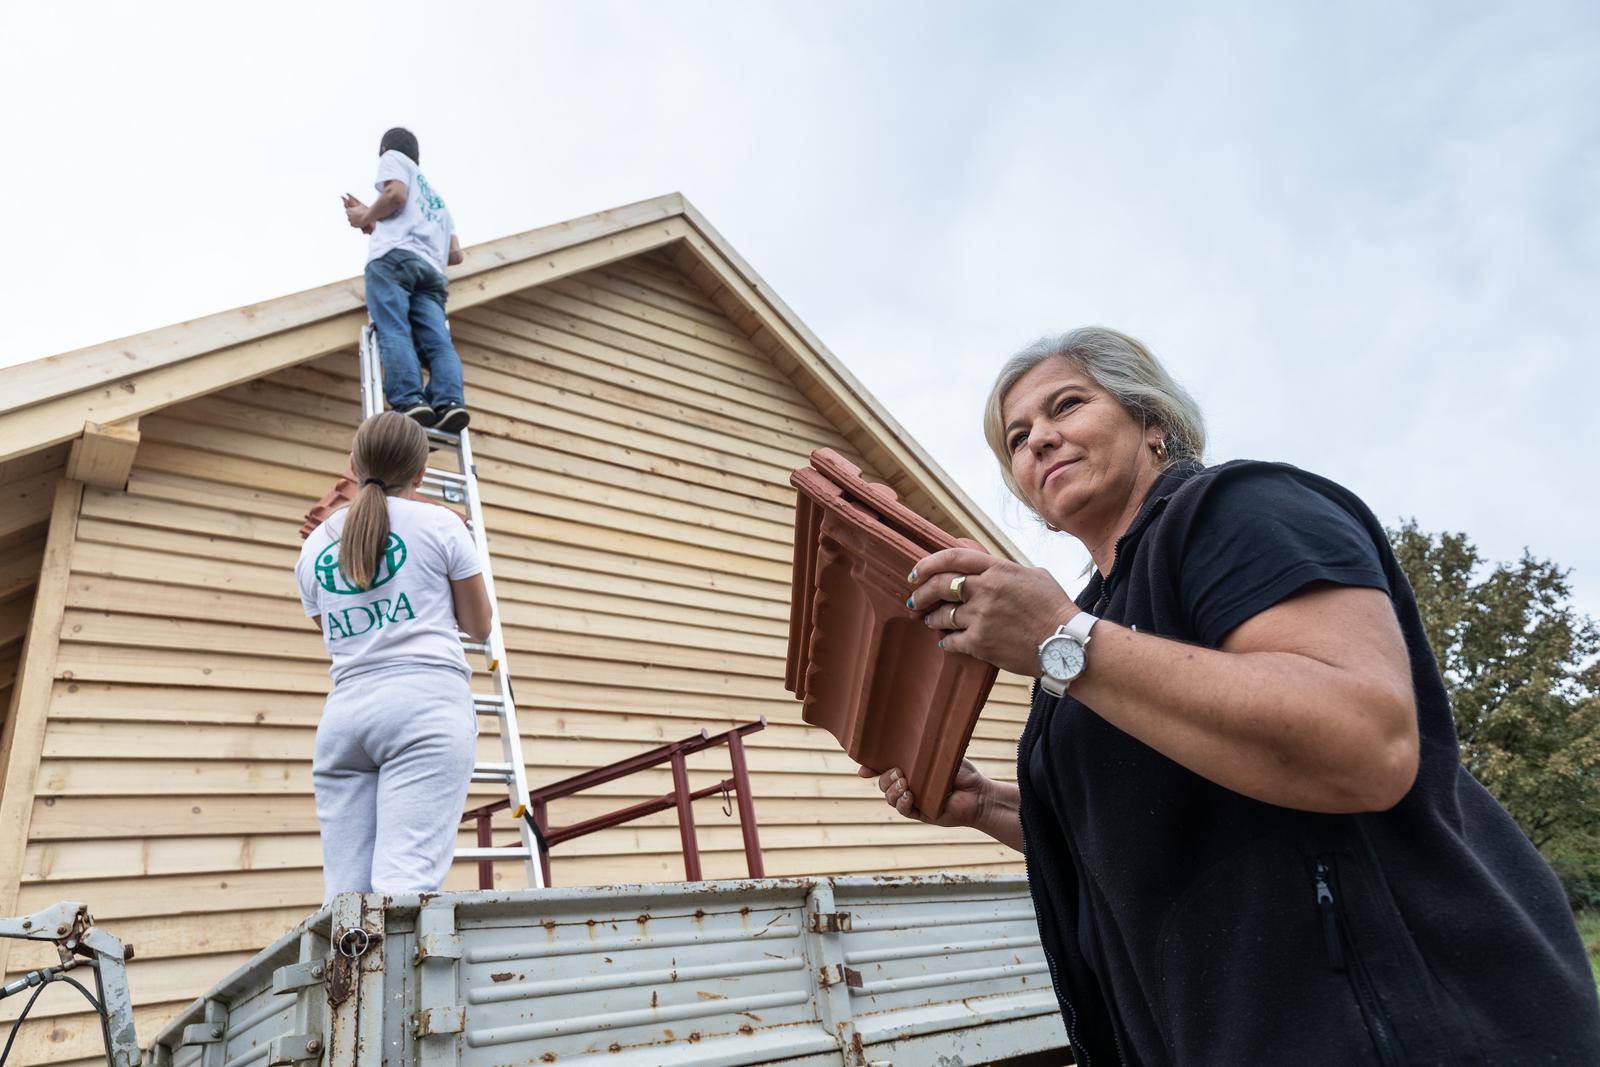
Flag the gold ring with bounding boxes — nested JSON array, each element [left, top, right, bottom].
[[950, 603, 961, 628], [950, 575, 968, 602]]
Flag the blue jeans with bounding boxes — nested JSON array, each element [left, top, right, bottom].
[[363, 249, 464, 411]]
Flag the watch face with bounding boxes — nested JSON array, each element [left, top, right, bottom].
[[1041, 636, 1085, 682]]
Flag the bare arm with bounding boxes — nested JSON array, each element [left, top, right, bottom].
[[913, 551, 1420, 814], [344, 180, 407, 231], [1064, 584, 1418, 812], [451, 573, 493, 643], [447, 233, 464, 266]]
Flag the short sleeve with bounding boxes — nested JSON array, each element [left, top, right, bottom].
[[375, 150, 412, 191], [295, 549, 321, 618], [1178, 468, 1390, 646], [439, 510, 483, 581]]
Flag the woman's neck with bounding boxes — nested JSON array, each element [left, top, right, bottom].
[[1071, 463, 1162, 577]]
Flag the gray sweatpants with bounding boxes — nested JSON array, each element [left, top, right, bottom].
[[313, 665, 477, 900]]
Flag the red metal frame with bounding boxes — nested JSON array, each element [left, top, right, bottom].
[[462, 718, 767, 889]]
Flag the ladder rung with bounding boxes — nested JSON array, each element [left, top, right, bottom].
[[362, 324, 540, 889], [472, 763, 515, 783], [455, 846, 532, 861], [424, 427, 462, 446]]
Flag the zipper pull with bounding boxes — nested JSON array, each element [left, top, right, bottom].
[[1314, 862, 1346, 972]]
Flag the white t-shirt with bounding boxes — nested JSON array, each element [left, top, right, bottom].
[[367, 150, 455, 277], [296, 496, 482, 684]]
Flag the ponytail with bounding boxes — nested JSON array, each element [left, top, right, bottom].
[[339, 411, 429, 591]]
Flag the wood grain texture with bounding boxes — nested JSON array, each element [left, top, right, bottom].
[[0, 250, 1031, 1066], [64, 420, 141, 490], [0, 476, 81, 982]]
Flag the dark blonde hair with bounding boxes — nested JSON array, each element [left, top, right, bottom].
[[340, 412, 429, 591]]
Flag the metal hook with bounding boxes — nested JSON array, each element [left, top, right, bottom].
[[337, 928, 372, 959], [721, 782, 734, 817]]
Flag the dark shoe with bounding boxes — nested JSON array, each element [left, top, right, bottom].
[[399, 404, 438, 427], [435, 406, 470, 434]]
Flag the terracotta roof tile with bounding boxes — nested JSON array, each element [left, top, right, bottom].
[[300, 469, 474, 539], [300, 467, 359, 539], [786, 448, 998, 819]]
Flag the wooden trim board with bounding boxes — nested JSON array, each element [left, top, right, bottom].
[[0, 476, 83, 979], [65, 420, 141, 490]]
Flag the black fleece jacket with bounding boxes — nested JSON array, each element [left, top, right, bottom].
[[1017, 460, 1600, 1065]]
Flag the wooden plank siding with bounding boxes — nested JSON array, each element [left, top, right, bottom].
[[0, 255, 1028, 1061]]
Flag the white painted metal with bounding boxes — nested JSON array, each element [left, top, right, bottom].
[[357, 324, 543, 889], [147, 875, 1068, 1067]]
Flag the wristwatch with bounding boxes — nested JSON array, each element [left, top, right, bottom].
[[1038, 611, 1099, 697]]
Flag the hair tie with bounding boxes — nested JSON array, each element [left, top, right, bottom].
[[361, 478, 389, 490]]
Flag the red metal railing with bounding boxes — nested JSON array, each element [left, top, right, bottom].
[[461, 718, 767, 889]]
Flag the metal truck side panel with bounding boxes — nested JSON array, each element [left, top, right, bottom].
[[149, 875, 1068, 1066]]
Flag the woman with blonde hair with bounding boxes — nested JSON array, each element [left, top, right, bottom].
[[295, 410, 493, 899], [863, 328, 1600, 1063]]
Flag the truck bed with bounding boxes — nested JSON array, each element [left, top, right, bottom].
[[148, 874, 1069, 1066]]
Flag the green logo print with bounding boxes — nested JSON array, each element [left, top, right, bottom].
[[326, 593, 415, 642], [314, 533, 408, 594], [416, 173, 444, 221]]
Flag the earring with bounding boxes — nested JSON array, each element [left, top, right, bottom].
[[1153, 438, 1169, 462]]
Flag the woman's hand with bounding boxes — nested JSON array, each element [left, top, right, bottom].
[[907, 547, 1077, 677], [859, 759, 991, 828], [859, 759, 1026, 851]]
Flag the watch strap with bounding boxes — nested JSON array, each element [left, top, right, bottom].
[[1064, 610, 1099, 644]]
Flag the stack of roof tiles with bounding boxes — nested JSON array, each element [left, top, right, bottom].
[[299, 468, 360, 539], [300, 471, 473, 539], [786, 448, 998, 819]]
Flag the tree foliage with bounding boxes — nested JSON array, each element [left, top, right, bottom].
[[1390, 521, 1600, 903]]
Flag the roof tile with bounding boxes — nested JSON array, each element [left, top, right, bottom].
[[786, 449, 998, 819]]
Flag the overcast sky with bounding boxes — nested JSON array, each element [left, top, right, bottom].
[[4, 1, 1597, 616]]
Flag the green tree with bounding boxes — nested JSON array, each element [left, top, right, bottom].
[[1390, 521, 1600, 904]]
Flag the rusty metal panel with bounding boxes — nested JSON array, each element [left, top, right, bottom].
[[147, 876, 1068, 1067], [153, 906, 334, 1067], [832, 876, 1069, 1063], [216, 981, 296, 1065], [454, 880, 828, 1065]]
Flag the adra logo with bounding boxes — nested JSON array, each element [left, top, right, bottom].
[[314, 534, 407, 594], [326, 594, 416, 642]]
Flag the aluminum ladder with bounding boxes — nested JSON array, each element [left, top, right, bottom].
[[358, 323, 545, 889]]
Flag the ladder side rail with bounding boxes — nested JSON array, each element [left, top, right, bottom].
[[360, 323, 543, 889], [456, 425, 544, 889], [359, 324, 382, 420]]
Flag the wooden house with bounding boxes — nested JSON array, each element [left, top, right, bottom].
[[0, 194, 1033, 1065]]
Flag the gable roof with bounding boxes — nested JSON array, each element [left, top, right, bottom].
[[0, 193, 1024, 560]]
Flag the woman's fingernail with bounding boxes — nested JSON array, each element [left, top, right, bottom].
[[906, 597, 914, 609], [938, 639, 946, 649], [907, 570, 917, 583]]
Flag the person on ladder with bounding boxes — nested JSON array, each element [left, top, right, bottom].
[[343, 126, 471, 433], [295, 411, 493, 898]]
